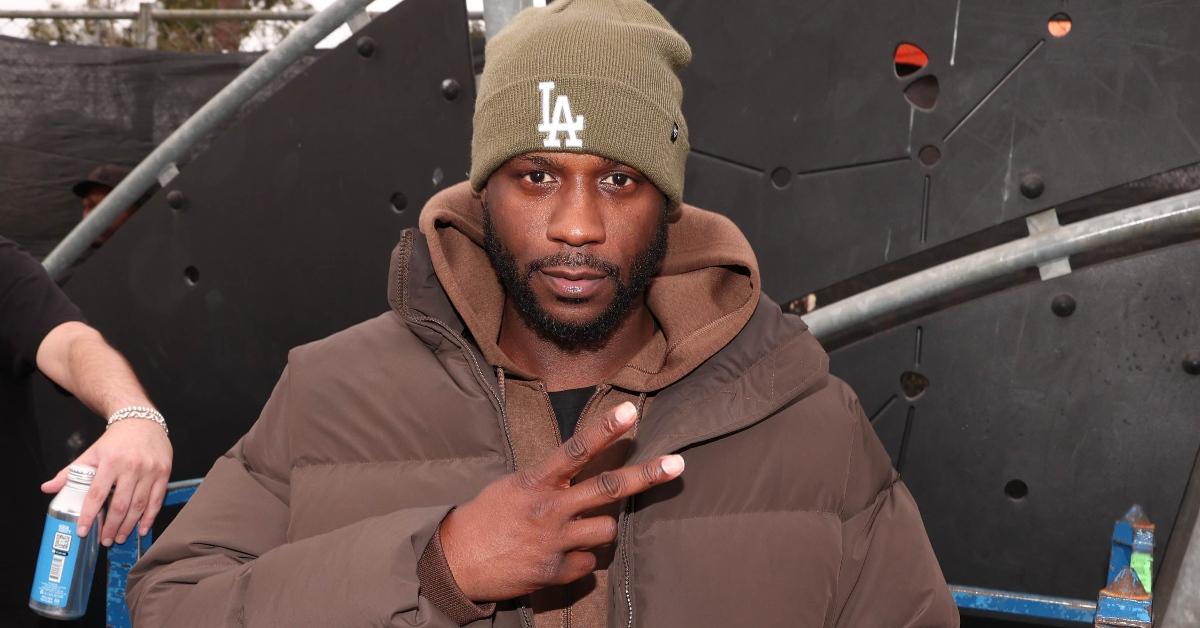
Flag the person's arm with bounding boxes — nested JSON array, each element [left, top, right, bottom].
[[126, 361, 466, 627], [36, 320, 172, 547], [824, 380, 960, 628]]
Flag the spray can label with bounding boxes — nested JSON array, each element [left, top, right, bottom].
[[30, 515, 81, 608]]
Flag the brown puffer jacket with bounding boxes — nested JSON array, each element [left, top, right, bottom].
[[127, 182, 958, 627]]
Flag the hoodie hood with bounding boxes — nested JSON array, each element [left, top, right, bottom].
[[412, 181, 760, 392]]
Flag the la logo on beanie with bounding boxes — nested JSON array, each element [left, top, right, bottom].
[[537, 81, 585, 148]]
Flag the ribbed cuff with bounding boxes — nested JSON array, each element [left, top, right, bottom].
[[417, 522, 496, 626]]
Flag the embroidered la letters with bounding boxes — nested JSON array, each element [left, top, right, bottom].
[[537, 81, 585, 148]]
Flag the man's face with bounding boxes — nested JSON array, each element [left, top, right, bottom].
[[80, 185, 136, 246], [81, 187, 109, 219], [482, 152, 669, 350]]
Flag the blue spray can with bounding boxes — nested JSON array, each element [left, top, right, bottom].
[[29, 464, 102, 620]]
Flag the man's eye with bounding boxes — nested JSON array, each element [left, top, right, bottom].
[[605, 173, 631, 187], [524, 171, 549, 184]]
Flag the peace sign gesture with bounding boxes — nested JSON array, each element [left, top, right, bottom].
[[439, 402, 684, 602]]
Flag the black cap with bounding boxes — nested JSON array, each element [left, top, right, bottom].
[[72, 164, 132, 198]]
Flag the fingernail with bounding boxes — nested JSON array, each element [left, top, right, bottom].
[[660, 455, 685, 475], [116, 535, 126, 544], [614, 402, 637, 425], [102, 538, 113, 547], [76, 527, 87, 538]]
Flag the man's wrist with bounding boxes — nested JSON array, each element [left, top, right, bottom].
[[418, 516, 495, 624], [106, 405, 169, 435]]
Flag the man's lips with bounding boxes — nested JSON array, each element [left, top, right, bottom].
[[538, 267, 608, 298], [539, 266, 606, 281]]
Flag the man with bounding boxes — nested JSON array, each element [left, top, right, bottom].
[[71, 163, 147, 247], [128, 1, 957, 626], [0, 236, 172, 625]]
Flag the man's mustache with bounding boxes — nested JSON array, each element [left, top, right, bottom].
[[525, 250, 621, 280]]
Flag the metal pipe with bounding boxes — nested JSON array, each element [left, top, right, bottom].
[[0, 9, 319, 20], [42, 0, 375, 280], [802, 189, 1200, 340], [951, 585, 1096, 624], [164, 478, 204, 507], [482, 0, 534, 39]]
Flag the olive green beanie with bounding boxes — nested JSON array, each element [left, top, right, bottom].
[[469, 0, 692, 210]]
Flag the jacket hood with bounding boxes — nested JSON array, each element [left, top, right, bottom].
[[407, 181, 761, 392]]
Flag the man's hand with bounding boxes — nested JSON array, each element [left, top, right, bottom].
[[34, 321, 173, 545], [41, 419, 172, 545], [439, 401, 683, 602]]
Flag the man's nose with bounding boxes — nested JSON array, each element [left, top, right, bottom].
[[546, 182, 605, 248]]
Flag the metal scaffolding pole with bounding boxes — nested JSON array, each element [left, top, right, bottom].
[[41, 0, 375, 280], [802, 189, 1200, 340], [482, 0, 534, 38]]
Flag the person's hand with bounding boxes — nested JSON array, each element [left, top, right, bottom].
[[41, 419, 172, 545], [439, 401, 683, 602]]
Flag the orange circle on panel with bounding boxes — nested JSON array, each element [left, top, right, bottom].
[[894, 43, 929, 77], [1048, 13, 1072, 38]]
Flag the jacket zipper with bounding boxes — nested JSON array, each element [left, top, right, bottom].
[[408, 319, 533, 628], [619, 495, 635, 628], [618, 393, 652, 628]]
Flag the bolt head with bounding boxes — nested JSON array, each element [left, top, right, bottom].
[[166, 190, 186, 210], [1051, 294, 1076, 317], [1184, 356, 1200, 375], [441, 78, 460, 101], [356, 36, 376, 58], [1020, 173, 1045, 199]]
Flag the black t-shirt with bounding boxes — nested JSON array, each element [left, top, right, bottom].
[[548, 387, 595, 441], [0, 236, 83, 624], [1, 236, 84, 378]]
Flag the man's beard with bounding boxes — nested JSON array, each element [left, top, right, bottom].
[[482, 201, 669, 351]]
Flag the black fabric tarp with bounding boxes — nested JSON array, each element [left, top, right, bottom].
[[0, 35, 318, 258]]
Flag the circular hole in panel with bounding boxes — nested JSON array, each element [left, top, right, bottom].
[[183, 266, 200, 286], [894, 42, 929, 78], [918, 145, 941, 166], [899, 371, 930, 400], [1183, 356, 1200, 376], [1048, 13, 1072, 38], [770, 166, 791, 189], [390, 192, 407, 214], [904, 75, 940, 111], [1005, 479, 1029, 501]]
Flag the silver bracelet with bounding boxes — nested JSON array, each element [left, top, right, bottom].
[[106, 405, 169, 435]]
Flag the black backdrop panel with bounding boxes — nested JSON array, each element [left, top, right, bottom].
[[33, 0, 475, 482], [830, 241, 1200, 599], [655, 0, 1200, 607], [657, 0, 1200, 302]]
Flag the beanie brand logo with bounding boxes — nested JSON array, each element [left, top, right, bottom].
[[537, 81, 585, 148]]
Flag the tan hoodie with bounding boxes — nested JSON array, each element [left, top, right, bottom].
[[127, 182, 958, 628]]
